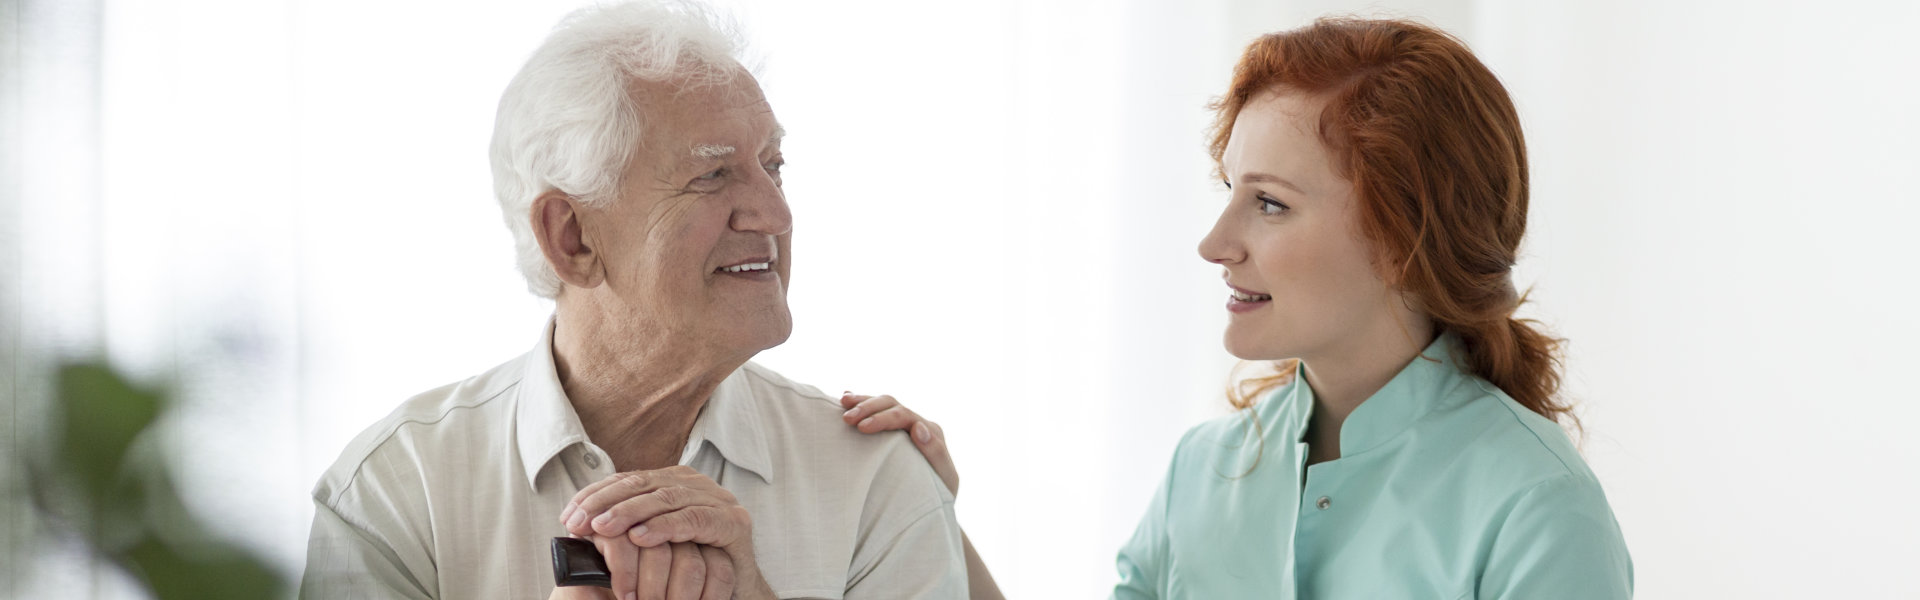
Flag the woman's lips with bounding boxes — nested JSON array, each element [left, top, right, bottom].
[[1225, 282, 1271, 313]]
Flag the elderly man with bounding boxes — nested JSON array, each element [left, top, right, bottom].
[[298, 1, 967, 598]]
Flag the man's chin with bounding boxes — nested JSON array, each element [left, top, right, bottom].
[[743, 311, 794, 353]]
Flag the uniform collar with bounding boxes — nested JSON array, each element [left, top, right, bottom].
[[1283, 332, 1469, 456], [514, 317, 776, 490]]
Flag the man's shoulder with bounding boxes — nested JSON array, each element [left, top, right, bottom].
[[312, 355, 528, 506], [732, 362, 875, 441], [732, 362, 938, 481]]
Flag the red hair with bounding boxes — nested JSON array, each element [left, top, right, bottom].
[[1215, 18, 1574, 426]]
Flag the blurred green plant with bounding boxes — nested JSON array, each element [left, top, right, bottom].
[[8, 362, 285, 598]]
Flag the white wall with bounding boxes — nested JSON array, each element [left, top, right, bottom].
[[4, 0, 1916, 597]]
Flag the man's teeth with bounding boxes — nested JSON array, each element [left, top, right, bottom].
[[1231, 289, 1272, 302], [720, 262, 771, 273]]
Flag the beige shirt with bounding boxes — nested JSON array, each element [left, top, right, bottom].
[[299, 321, 967, 599]]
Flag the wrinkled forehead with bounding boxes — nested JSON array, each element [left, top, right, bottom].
[[630, 72, 782, 165]]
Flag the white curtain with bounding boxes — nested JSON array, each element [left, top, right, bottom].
[[6, 0, 1917, 597]]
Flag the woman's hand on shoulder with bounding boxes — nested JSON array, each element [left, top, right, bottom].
[[839, 392, 958, 497]]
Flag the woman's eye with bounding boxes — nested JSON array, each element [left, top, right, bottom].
[[764, 159, 785, 176], [1258, 196, 1290, 215]]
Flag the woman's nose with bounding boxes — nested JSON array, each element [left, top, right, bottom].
[[1197, 213, 1242, 265]]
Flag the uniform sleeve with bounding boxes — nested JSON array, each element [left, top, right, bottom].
[[298, 479, 438, 599], [841, 437, 969, 599], [1111, 429, 1191, 600], [1477, 474, 1634, 600]]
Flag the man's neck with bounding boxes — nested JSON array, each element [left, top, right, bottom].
[[551, 304, 746, 472]]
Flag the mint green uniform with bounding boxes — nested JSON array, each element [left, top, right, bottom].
[[1114, 334, 1633, 599]]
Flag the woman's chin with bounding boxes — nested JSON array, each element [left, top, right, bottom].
[[1222, 331, 1288, 361]]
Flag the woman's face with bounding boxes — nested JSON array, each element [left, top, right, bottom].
[[1198, 88, 1406, 362]]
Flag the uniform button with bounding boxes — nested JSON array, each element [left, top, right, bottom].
[[1315, 496, 1332, 510], [583, 451, 602, 469]]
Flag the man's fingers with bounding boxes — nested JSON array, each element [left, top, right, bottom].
[[591, 535, 640, 600], [565, 470, 654, 533], [631, 506, 749, 548], [548, 585, 617, 600], [637, 542, 672, 600], [665, 542, 706, 600], [697, 545, 734, 600], [587, 484, 702, 538], [588, 485, 732, 537], [567, 467, 708, 537], [562, 475, 622, 528]]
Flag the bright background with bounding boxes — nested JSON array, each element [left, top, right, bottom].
[[4, 0, 1918, 597]]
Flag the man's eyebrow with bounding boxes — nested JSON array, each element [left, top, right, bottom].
[[686, 123, 785, 161], [1242, 172, 1306, 194], [692, 144, 735, 159]]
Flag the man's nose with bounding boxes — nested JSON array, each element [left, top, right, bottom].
[[731, 175, 792, 236]]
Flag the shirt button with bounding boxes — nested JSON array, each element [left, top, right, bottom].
[[583, 451, 602, 469], [1316, 496, 1332, 510]]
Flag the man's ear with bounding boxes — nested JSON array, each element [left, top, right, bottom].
[[530, 191, 605, 290]]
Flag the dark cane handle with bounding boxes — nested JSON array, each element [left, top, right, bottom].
[[551, 537, 612, 588]]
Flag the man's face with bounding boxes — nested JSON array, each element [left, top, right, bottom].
[[576, 70, 793, 359]]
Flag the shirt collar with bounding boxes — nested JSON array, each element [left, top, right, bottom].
[[678, 367, 775, 484], [516, 317, 592, 490], [514, 317, 777, 489], [1285, 331, 1470, 455]]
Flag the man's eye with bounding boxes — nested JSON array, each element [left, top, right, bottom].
[[696, 167, 727, 181], [764, 159, 785, 175]]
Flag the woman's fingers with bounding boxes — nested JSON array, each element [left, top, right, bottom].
[[665, 542, 706, 600], [839, 392, 961, 497], [856, 405, 922, 433], [697, 545, 734, 600], [838, 392, 868, 411], [841, 393, 916, 433], [840, 393, 903, 425], [914, 420, 959, 496]]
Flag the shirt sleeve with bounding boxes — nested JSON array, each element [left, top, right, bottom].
[[298, 479, 438, 599], [1111, 429, 1191, 600], [1477, 473, 1634, 600], [841, 436, 969, 599]]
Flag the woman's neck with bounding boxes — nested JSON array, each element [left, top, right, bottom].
[[1301, 316, 1436, 464]]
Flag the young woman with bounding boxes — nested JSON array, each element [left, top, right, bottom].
[[842, 17, 1632, 599]]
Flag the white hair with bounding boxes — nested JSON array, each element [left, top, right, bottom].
[[489, 0, 748, 299]]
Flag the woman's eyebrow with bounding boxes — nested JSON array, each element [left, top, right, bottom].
[[1242, 172, 1307, 194]]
